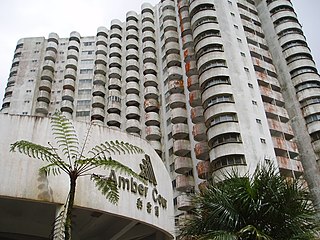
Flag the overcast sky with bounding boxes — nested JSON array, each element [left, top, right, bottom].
[[0, 0, 319, 107]]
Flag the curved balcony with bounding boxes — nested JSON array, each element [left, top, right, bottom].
[[46, 42, 58, 53], [171, 108, 188, 124], [197, 160, 211, 179], [210, 143, 245, 162], [163, 20, 177, 33], [69, 31, 80, 42], [143, 52, 157, 64], [148, 140, 162, 155], [97, 26, 108, 37], [177, 194, 193, 211], [37, 90, 50, 103], [61, 100, 74, 113], [164, 41, 180, 56], [283, 45, 311, 60], [174, 156, 193, 174], [142, 41, 156, 53], [126, 81, 140, 95], [126, 29, 139, 40], [92, 96, 105, 108], [145, 112, 160, 126], [279, 33, 306, 49], [108, 78, 121, 91], [172, 123, 189, 139], [64, 69, 77, 81], [43, 60, 55, 72], [126, 93, 140, 107], [96, 45, 108, 55], [91, 84, 105, 97], [35, 101, 49, 114], [164, 31, 179, 45], [144, 99, 159, 112], [107, 101, 121, 114], [144, 86, 159, 99], [39, 79, 52, 92], [108, 67, 122, 79], [110, 27, 122, 39], [144, 74, 158, 87], [126, 20, 139, 31], [195, 36, 223, 54], [126, 38, 139, 50], [44, 50, 56, 62], [189, 89, 201, 107], [142, 21, 155, 33], [48, 32, 59, 43], [41, 69, 54, 82], [126, 119, 141, 134], [96, 35, 108, 47], [173, 139, 191, 156], [166, 54, 181, 68], [191, 106, 204, 124], [143, 62, 157, 76], [126, 105, 140, 119], [107, 113, 121, 128], [193, 123, 207, 141], [167, 66, 183, 82], [272, 137, 298, 158], [61, 89, 74, 101], [145, 126, 161, 140], [67, 49, 79, 60], [142, 31, 156, 43], [126, 49, 139, 60], [68, 40, 80, 52], [169, 93, 186, 109], [275, 22, 302, 36], [94, 54, 107, 66], [176, 175, 195, 192], [109, 48, 122, 59], [168, 79, 184, 94], [95, 63, 107, 75], [126, 59, 139, 72], [182, 34, 194, 49], [66, 58, 77, 71], [109, 56, 121, 68], [93, 74, 106, 85], [207, 122, 241, 148], [125, 70, 139, 83], [204, 102, 237, 127], [195, 141, 209, 160], [91, 108, 105, 122]]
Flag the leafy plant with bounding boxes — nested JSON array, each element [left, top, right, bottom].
[[179, 164, 320, 240], [10, 112, 144, 240]]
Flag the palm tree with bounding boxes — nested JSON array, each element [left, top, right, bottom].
[[10, 112, 145, 240], [179, 164, 319, 240]]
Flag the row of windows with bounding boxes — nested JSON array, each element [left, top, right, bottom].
[[204, 94, 234, 109], [306, 113, 320, 124], [198, 59, 227, 75], [202, 76, 230, 90], [212, 154, 246, 171], [300, 97, 320, 108], [210, 133, 242, 148], [210, 113, 237, 126], [295, 81, 320, 92]]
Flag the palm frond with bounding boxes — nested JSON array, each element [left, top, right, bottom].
[[39, 162, 69, 176], [77, 157, 144, 183], [198, 230, 238, 240], [50, 204, 67, 240], [88, 140, 143, 159], [10, 140, 58, 162], [91, 174, 119, 204], [51, 112, 79, 161]]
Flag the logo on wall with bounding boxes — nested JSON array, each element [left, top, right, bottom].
[[139, 154, 157, 186]]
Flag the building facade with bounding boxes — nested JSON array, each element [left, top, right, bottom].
[[1, 0, 320, 237]]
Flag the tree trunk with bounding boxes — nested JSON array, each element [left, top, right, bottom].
[[65, 172, 77, 240]]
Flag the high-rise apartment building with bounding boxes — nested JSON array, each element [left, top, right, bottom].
[[1, 0, 320, 237]]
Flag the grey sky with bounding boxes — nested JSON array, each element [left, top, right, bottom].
[[0, 0, 319, 107]]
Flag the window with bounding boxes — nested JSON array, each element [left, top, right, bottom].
[[256, 119, 262, 124], [244, 67, 249, 72], [59, 51, 64, 54], [36, 42, 41, 45], [28, 79, 34, 82], [82, 50, 93, 55], [80, 69, 93, 74], [231, 12, 235, 16], [252, 100, 257, 105], [26, 90, 31, 93], [205, 94, 233, 108], [211, 113, 237, 126], [77, 100, 91, 106], [32, 60, 37, 63], [306, 113, 320, 124], [30, 69, 36, 72], [210, 133, 242, 148], [60, 42, 66, 45], [34, 50, 39, 53], [22, 112, 28, 115], [237, 38, 242, 43], [234, 25, 239, 29], [248, 83, 253, 88], [81, 59, 94, 64], [172, 179, 176, 189], [203, 76, 230, 90], [24, 100, 30, 103], [166, 117, 171, 126], [79, 79, 92, 84], [107, 95, 121, 103], [212, 154, 246, 170], [169, 162, 175, 172], [78, 89, 91, 95], [240, 52, 246, 57], [260, 138, 266, 144], [83, 41, 94, 46], [76, 111, 90, 117], [169, 147, 173, 156]]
